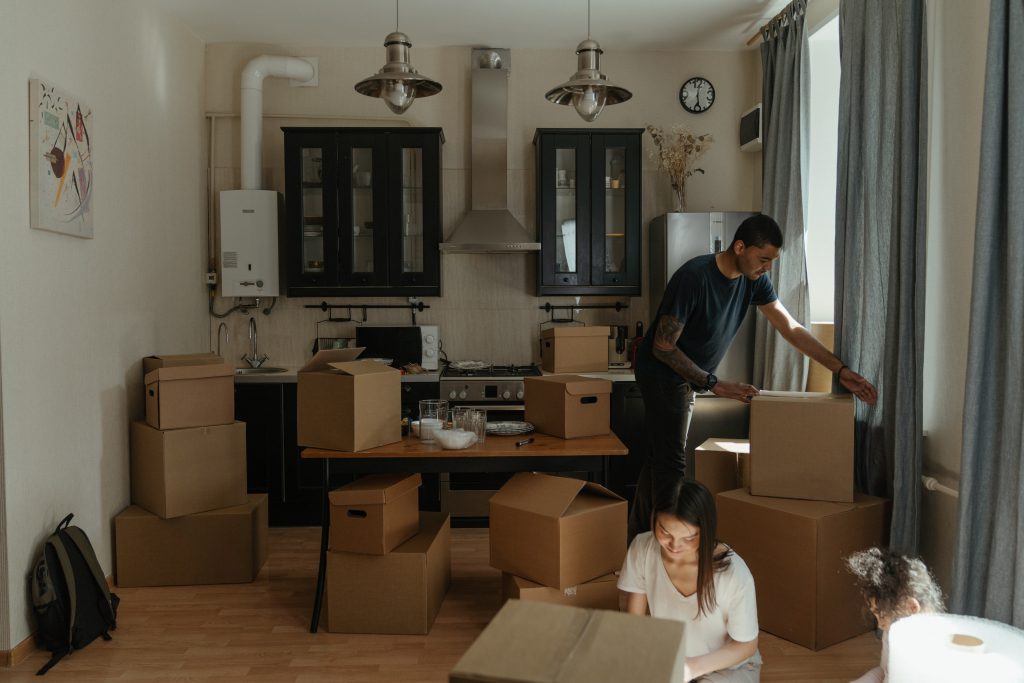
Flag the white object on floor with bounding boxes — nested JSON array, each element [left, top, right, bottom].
[[887, 613, 1024, 682]]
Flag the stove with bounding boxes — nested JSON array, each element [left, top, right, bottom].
[[440, 363, 541, 403]]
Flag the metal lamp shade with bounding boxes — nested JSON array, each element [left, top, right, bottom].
[[545, 39, 631, 122], [355, 32, 442, 114]]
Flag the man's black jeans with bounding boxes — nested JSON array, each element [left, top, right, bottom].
[[628, 359, 696, 542]]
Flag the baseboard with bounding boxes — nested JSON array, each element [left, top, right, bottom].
[[2, 574, 114, 668]]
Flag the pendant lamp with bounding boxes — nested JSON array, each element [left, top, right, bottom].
[[354, 1, 442, 114], [545, 0, 631, 122]]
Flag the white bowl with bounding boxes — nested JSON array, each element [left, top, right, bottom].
[[433, 429, 478, 450]]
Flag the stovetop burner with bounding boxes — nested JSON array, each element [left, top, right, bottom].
[[442, 363, 542, 379]]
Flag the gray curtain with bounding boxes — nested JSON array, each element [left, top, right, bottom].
[[951, 0, 1024, 628], [834, 0, 928, 554], [754, 0, 811, 392]]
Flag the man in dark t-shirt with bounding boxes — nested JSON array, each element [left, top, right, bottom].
[[629, 214, 877, 540]]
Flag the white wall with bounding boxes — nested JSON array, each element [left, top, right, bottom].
[[0, 0, 207, 649], [920, 0, 989, 594], [204, 44, 761, 366]]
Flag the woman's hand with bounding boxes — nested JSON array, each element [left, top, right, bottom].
[[711, 380, 760, 403]]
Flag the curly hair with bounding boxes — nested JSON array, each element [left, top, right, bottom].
[[846, 547, 945, 621]]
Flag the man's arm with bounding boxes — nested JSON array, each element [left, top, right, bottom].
[[651, 315, 759, 403], [757, 300, 878, 405]]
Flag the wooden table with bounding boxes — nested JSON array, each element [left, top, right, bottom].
[[301, 432, 628, 633]]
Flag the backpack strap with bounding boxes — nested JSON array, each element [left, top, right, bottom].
[[62, 527, 116, 624], [46, 536, 77, 648]]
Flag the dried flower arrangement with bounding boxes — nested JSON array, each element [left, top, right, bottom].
[[646, 124, 714, 212]]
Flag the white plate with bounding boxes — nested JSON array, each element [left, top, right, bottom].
[[486, 421, 535, 436], [449, 360, 488, 370]]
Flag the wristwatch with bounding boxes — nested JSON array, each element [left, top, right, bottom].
[[704, 373, 718, 392]]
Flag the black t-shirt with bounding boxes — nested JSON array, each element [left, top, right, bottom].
[[638, 253, 778, 378]]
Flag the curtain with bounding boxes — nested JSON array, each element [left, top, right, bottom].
[[754, 0, 811, 392], [951, 0, 1024, 628], [834, 0, 928, 554]]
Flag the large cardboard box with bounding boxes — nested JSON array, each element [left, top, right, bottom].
[[115, 494, 268, 587], [694, 438, 750, 496], [524, 375, 611, 439], [326, 512, 451, 635], [540, 326, 609, 373], [501, 572, 619, 611], [329, 473, 421, 555], [130, 420, 247, 518], [297, 349, 401, 452], [144, 363, 234, 430], [716, 489, 890, 650], [749, 392, 855, 502], [489, 473, 626, 590], [143, 352, 224, 375], [449, 600, 686, 683]]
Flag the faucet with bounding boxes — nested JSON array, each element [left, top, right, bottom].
[[241, 316, 269, 368], [217, 322, 229, 357]]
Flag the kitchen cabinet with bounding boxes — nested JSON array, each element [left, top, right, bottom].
[[282, 127, 443, 297], [534, 128, 643, 296]]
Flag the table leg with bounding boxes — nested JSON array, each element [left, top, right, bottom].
[[310, 457, 330, 633]]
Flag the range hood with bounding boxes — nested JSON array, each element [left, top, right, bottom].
[[440, 49, 540, 253]]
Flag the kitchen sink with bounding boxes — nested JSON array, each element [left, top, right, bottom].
[[234, 367, 288, 375]]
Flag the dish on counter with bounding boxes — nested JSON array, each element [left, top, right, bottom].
[[486, 421, 535, 436], [434, 429, 479, 450], [449, 360, 489, 370]]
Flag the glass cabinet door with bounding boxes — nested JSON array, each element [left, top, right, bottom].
[[538, 133, 590, 288], [601, 145, 627, 275], [339, 133, 387, 287], [349, 147, 375, 274], [300, 147, 325, 275], [400, 147, 423, 274], [590, 132, 641, 290], [388, 132, 440, 288]]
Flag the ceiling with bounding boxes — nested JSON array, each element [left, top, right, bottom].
[[152, 0, 785, 51]]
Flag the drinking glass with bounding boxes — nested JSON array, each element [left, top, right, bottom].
[[465, 408, 487, 445], [418, 399, 448, 443]]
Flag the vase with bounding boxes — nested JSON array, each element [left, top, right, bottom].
[[673, 186, 687, 213]]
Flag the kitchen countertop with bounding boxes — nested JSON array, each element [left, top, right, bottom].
[[233, 367, 441, 384]]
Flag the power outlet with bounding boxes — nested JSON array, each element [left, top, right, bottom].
[[205, 272, 218, 285]]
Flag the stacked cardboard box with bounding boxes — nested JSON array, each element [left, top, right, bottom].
[[115, 353, 266, 587], [324, 473, 451, 634], [489, 473, 626, 611], [524, 375, 612, 439], [705, 392, 890, 651]]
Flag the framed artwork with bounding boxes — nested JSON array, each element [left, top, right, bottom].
[[29, 79, 94, 238]]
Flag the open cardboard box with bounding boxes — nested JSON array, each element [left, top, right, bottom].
[[501, 572, 619, 611], [694, 437, 750, 496]]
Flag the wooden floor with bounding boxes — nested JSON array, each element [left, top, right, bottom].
[[6, 527, 880, 682]]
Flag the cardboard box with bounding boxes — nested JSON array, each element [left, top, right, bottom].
[[524, 375, 611, 439], [540, 326, 609, 373], [144, 363, 234, 430], [805, 323, 835, 392], [449, 600, 686, 683], [115, 494, 268, 587], [694, 438, 750, 496], [326, 512, 451, 635], [489, 473, 626, 590], [130, 420, 247, 518], [329, 473, 421, 555], [749, 392, 855, 502], [716, 489, 890, 650], [297, 349, 401, 452], [143, 352, 224, 375], [501, 572, 619, 611]]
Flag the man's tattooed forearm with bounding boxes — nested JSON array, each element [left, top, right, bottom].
[[652, 315, 707, 385]]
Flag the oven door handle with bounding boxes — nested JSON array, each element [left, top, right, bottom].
[[458, 404, 526, 412]]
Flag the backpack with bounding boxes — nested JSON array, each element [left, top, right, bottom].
[[30, 513, 119, 675]]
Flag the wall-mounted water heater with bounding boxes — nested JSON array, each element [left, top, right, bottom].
[[218, 189, 282, 297], [739, 103, 762, 152]]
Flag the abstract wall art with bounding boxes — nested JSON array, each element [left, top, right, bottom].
[[29, 79, 94, 238]]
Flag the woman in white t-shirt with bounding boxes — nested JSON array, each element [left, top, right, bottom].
[[618, 479, 761, 682]]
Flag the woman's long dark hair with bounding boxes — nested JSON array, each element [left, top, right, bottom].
[[652, 478, 732, 617]]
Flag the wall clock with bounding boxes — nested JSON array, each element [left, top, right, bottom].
[[679, 76, 715, 114]]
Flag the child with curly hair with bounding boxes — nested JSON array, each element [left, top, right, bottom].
[[846, 547, 945, 683]]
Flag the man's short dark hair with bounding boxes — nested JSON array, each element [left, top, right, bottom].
[[730, 214, 783, 249]]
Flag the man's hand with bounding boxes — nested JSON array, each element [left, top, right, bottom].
[[711, 380, 760, 403], [839, 367, 877, 406]]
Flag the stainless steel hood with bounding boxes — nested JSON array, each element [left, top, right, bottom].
[[440, 49, 540, 253]]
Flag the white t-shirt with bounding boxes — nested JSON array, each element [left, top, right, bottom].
[[618, 532, 762, 667]]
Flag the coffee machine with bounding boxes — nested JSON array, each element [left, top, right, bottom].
[[608, 325, 630, 368]]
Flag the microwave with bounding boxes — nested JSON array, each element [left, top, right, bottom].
[[355, 325, 440, 370]]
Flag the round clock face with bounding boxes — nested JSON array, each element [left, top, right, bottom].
[[679, 77, 715, 113]]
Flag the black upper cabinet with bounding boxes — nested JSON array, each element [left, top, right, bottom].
[[282, 127, 443, 297], [534, 129, 643, 296]]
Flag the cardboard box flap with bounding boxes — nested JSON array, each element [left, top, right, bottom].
[[144, 363, 233, 385], [718, 488, 870, 519], [755, 391, 851, 402], [578, 480, 625, 502], [558, 611, 687, 681], [541, 326, 610, 339], [298, 348, 365, 373], [327, 359, 401, 376], [143, 353, 224, 371], [328, 473, 422, 506], [390, 510, 445, 554], [564, 379, 612, 397], [490, 473, 587, 519], [699, 438, 750, 454]]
